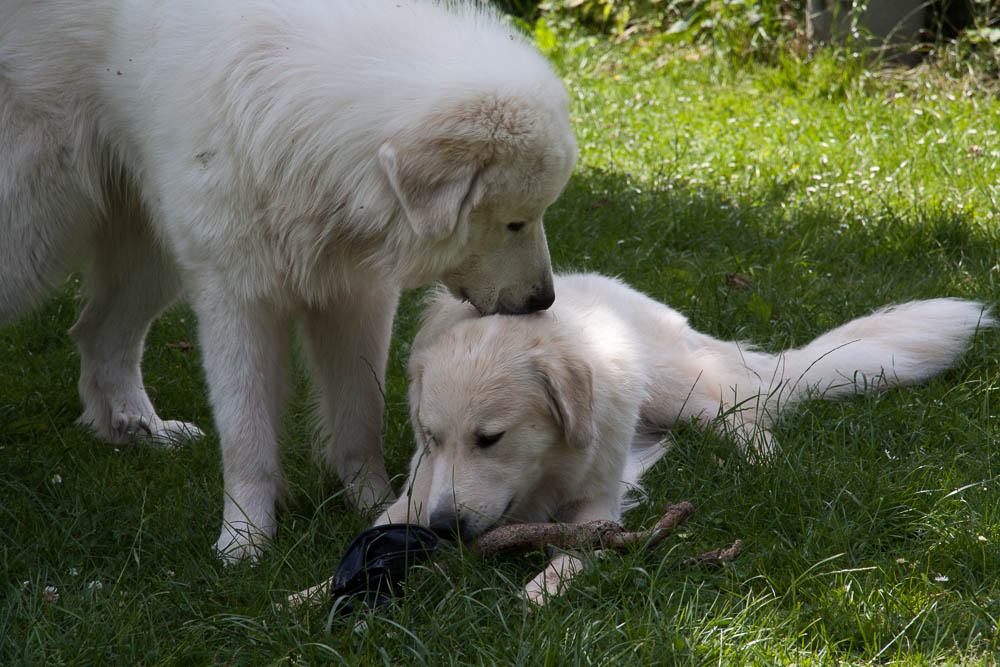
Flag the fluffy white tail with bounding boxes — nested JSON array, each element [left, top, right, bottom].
[[755, 298, 995, 409]]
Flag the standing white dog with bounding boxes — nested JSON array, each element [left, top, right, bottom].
[[0, 0, 577, 561], [379, 273, 994, 542]]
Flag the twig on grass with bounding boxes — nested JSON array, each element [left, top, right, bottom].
[[475, 501, 695, 558], [682, 539, 744, 566]]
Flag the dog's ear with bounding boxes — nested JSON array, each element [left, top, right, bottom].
[[534, 349, 594, 450], [378, 139, 485, 240]]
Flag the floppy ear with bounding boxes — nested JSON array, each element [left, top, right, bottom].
[[533, 349, 594, 450], [378, 140, 484, 240]]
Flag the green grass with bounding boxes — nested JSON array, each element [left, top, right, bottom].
[[3, 23, 1000, 667]]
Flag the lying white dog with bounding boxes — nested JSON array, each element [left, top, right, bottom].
[[378, 273, 994, 542], [0, 0, 576, 561]]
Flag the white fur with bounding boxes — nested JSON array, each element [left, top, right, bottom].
[[1, 0, 576, 561], [378, 273, 995, 540]]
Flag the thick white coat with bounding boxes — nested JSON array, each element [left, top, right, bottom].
[[381, 273, 994, 537], [0, 0, 577, 560]]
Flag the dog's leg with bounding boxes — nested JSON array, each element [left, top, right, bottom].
[[70, 222, 204, 446], [524, 551, 591, 605], [0, 80, 90, 324], [522, 497, 618, 604], [299, 282, 399, 515], [373, 443, 435, 526], [192, 290, 291, 563], [641, 349, 778, 459], [0, 195, 83, 325], [721, 413, 776, 459]]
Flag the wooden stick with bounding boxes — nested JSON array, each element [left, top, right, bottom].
[[682, 539, 744, 566], [475, 501, 695, 558]]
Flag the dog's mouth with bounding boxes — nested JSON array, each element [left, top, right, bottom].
[[498, 497, 516, 524], [456, 287, 550, 317], [459, 287, 489, 316], [466, 498, 517, 541]]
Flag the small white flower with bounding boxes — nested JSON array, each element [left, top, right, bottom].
[[68, 568, 79, 576], [88, 580, 104, 591], [43, 585, 59, 603], [934, 574, 949, 583], [51, 474, 62, 484]]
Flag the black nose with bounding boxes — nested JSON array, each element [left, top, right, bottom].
[[428, 512, 467, 541], [525, 285, 555, 312]]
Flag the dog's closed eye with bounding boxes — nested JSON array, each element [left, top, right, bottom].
[[476, 432, 504, 448]]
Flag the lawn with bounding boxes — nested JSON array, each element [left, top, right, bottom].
[[2, 8, 999, 665]]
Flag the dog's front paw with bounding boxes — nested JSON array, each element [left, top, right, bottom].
[[523, 552, 588, 606], [214, 521, 271, 565], [85, 410, 205, 448], [113, 413, 205, 447], [345, 475, 397, 517], [144, 418, 205, 446]]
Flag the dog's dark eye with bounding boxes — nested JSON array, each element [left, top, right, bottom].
[[506, 222, 525, 232], [476, 431, 504, 448]]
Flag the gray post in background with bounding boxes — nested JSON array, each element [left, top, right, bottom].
[[806, 0, 929, 65]]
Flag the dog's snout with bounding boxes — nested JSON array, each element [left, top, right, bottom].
[[500, 284, 555, 315], [428, 511, 468, 541], [526, 284, 555, 312]]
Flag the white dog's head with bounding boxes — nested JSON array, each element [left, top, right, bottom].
[[378, 88, 576, 315], [406, 306, 595, 540]]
